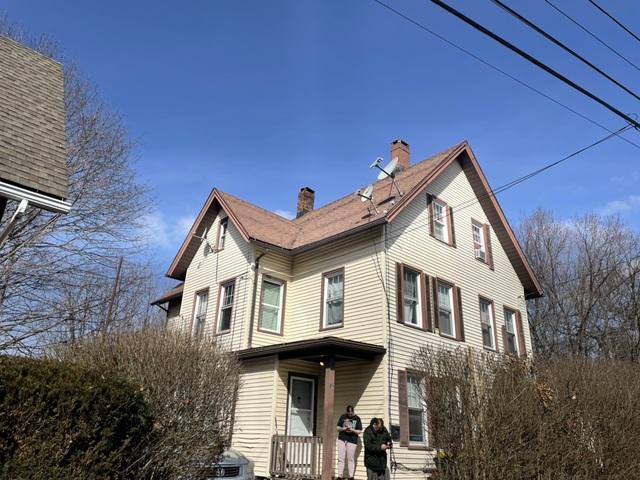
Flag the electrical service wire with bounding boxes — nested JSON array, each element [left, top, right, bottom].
[[371, 0, 640, 151]]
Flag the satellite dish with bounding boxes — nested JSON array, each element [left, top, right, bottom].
[[359, 184, 374, 202], [369, 157, 384, 169], [377, 158, 398, 180]]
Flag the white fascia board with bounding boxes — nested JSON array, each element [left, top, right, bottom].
[[0, 181, 71, 213]]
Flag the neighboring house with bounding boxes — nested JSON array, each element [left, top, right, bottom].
[[0, 36, 69, 243], [153, 139, 542, 479]]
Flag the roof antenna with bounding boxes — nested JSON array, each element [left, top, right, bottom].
[[355, 184, 379, 215], [370, 157, 403, 197]]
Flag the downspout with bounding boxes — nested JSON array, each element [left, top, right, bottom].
[[0, 198, 28, 246], [247, 248, 269, 348]]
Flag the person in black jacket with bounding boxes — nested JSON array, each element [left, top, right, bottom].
[[363, 417, 392, 480]]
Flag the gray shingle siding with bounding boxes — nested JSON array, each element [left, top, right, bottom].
[[0, 36, 67, 200]]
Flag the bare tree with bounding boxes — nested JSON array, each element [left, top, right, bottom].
[[519, 209, 640, 359], [56, 328, 241, 479], [0, 17, 159, 353]]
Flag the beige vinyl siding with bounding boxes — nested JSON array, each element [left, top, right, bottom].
[[177, 211, 252, 351], [165, 298, 182, 327], [231, 356, 278, 477], [384, 159, 530, 477]]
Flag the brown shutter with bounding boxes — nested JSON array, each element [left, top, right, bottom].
[[432, 277, 439, 330], [448, 206, 456, 247], [492, 301, 499, 353], [425, 376, 436, 448], [396, 263, 404, 324], [516, 310, 527, 358], [427, 194, 435, 236], [484, 223, 494, 270], [398, 370, 409, 447], [453, 286, 465, 342], [421, 273, 432, 332]]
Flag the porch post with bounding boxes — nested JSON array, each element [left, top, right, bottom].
[[321, 354, 335, 480]]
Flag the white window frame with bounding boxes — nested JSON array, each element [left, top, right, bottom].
[[402, 268, 422, 328], [480, 298, 495, 350], [217, 217, 228, 251], [433, 200, 449, 243], [437, 282, 456, 338], [504, 309, 519, 355], [216, 281, 235, 333], [322, 270, 344, 329], [192, 290, 208, 338], [259, 278, 284, 334], [472, 222, 486, 261], [407, 374, 427, 446]]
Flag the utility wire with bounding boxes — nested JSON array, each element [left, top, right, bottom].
[[429, 0, 640, 130], [490, 0, 640, 102], [371, 0, 640, 151], [586, 0, 640, 45], [544, 0, 640, 73]]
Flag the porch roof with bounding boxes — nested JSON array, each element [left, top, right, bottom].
[[237, 336, 386, 362]]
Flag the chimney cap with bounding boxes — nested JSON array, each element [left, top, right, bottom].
[[392, 139, 409, 147], [299, 186, 315, 194]]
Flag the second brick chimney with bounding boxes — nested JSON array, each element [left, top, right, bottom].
[[391, 139, 410, 171], [296, 187, 315, 218]]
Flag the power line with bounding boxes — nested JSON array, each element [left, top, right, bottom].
[[586, 0, 640, 45], [371, 0, 640, 151], [429, 0, 640, 130], [490, 0, 640, 102], [543, 0, 640, 73]]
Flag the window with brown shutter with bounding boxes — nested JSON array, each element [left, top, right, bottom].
[[397, 263, 433, 331], [427, 193, 454, 247]]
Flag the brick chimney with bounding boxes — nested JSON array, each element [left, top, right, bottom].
[[391, 139, 410, 171], [296, 187, 315, 218]]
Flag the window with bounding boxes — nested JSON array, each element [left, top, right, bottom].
[[437, 282, 455, 337], [192, 290, 208, 338], [403, 268, 422, 327], [433, 200, 448, 243], [216, 218, 228, 251], [472, 223, 486, 261], [480, 299, 495, 349], [407, 375, 426, 444], [322, 270, 344, 328], [259, 278, 284, 334], [217, 281, 235, 333], [504, 309, 518, 355]]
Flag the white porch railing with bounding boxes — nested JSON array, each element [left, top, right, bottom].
[[270, 435, 323, 480]]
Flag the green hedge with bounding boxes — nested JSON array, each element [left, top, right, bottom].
[[0, 355, 156, 480]]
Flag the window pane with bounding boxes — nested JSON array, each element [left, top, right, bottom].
[[326, 300, 343, 325], [262, 281, 281, 307], [324, 272, 344, 326], [220, 307, 232, 331], [407, 377, 422, 408], [507, 333, 517, 354], [408, 409, 424, 443], [260, 305, 279, 331], [439, 310, 453, 336], [438, 284, 453, 336], [482, 323, 493, 348], [403, 270, 420, 325]]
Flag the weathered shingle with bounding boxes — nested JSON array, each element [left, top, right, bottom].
[[0, 36, 67, 200]]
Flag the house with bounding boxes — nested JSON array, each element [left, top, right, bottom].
[[153, 139, 542, 479], [0, 36, 69, 244]]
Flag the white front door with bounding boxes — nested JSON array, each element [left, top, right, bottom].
[[287, 376, 315, 436]]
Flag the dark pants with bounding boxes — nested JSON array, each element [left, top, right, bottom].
[[366, 467, 389, 480]]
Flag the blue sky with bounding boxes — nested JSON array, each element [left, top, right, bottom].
[[5, 0, 640, 271]]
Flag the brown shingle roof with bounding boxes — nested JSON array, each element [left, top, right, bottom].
[[166, 142, 542, 298], [0, 36, 67, 200], [150, 283, 184, 306]]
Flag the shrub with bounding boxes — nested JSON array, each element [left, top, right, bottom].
[[57, 328, 241, 478], [0, 355, 155, 480], [411, 348, 640, 480]]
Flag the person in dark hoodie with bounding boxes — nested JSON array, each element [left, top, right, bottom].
[[363, 417, 392, 480]]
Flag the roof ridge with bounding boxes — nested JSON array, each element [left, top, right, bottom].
[[292, 142, 466, 225]]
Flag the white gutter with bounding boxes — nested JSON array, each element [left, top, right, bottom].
[[0, 181, 71, 214]]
